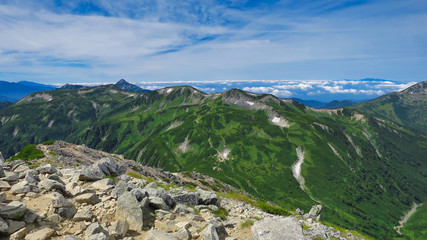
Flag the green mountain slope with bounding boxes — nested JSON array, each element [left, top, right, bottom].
[[351, 81, 427, 134], [0, 85, 426, 238]]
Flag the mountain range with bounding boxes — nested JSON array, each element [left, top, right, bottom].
[[0, 81, 426, 239]]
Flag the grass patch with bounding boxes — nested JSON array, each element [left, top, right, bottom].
[[8, 144, 45, 161], [241, 220, 254, 228], [212, 207, 228, 220], [126, 171, 144, 179], [302, 223, 310, 230], [255, 201, 291, 216], [42, 140, 56, 145], [49, 151, 57, 156], [106, 176, 119, 183]]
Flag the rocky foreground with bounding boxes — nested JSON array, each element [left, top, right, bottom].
[[0, 141, 364, 240]]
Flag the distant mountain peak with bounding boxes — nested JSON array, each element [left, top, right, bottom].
[[58, 84, 86, 90], [115, 79, 150, 93]]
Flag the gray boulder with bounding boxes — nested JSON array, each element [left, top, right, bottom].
[[35, 164, 57, 174], [50, 192, 73, 208], [85, 222, 109, 238], [7, 220, 25, 234], [3, 172, 19, 182], [251, 216, 304, 240], [0, 201, 27, 220], [0, 192, 6, 203], [172, 192, 200, 206], [146, 230, 178, 240], [111, 180, 128, 198], [12, 164, 29, 173], [79, 158, 125, 181], [62, 235, 82, 240], [109, 219, 129, 238], [307, 205, 323, 221], [198, 189, 220, 206], [24, 171, 40, 184], [10, 181, 39, 194], [38, 179, 65, 192], [78, 165, 105, 181], [24, 227, 55, 240], [149, 197, 168, 210], [24, 210, 38, 223], [200, 224, 219, 240], [0, 152, 4, 165], [116, 191, 143, 231], [87, 233, 109, 240], [174, 227, 191, 240], [56, 206, 77, 219]]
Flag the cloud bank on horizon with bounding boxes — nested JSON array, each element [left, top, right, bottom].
[[0, 0, 426, 86]]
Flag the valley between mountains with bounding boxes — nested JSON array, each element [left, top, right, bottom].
[[0, 81, 426, 239]]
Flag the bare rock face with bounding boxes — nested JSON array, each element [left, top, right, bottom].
[[116, 191, 144, 231], [251, 216, 304, 240]]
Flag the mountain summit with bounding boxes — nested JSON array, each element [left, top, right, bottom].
[[115, 79, 150, 93]]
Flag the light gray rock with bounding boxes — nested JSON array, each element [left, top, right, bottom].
[[13, 164, 29, 173], [116, 191, 143, 231], [149, 197, 168, 210], [0, 152, 4, 165], [198, 189, 219, 206], [7, 220, 25, 234], [24, 227, 55, 240], [109, 219, 129, 238], [85, 222, 109, 237], [0, 180, 11, 190], [75, 193, 100, 205], [174, 204, 194, 214], [174, 227, 192, 240], [251, 216, 304, 240], [10, 181, 38, 194], [72, 208, 94, 222], [47, 213, 62, 224], [146, 229, 178, 240], [111, 180, 128, 198], [62, 235, 82, 240], [200, 224, 219, 240], [157, 188, 175, 207], [97, 157, 125, 176], [172, 192, 200, 206], [92, 178, 115, 191], [35, 164, 57, 174], [38, 179, 65, 192], [24, 171, 40, 184], [0, 201, 27, 220], [78, 165, 105, 181], [145, 182, 158, 189], [130, 188, 145, 201], [0, 192, 5, 203], [50, 192, 73, 208], [307, 205, 323, 221], [10, 227, 29, 240], [3, 172, 19, 182], [87, 233, 109, 240], [0, 216, 8, 233]]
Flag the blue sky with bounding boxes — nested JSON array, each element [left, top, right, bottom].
[[0, 0, 426, 100]]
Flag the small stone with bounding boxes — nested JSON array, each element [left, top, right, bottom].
[[50, 192, 73, 208], [56, 206, 77, 219], [0, 165, 5, 178], [38, 179, 65, 192], [85, 222, 109, 237], [10, 227, 29, 240], [0, 216, 8, 233], [173, 227, 192, 240], [24, 210, 38, 223], [0, 201, 27, 220], [13, 164, 30, 173], [109, 219, 129, 238], [24, 227, 55, 240], [35, 164, 57, 174], [87, 233, 109, 240], [3, 172, 19, 182], [146, 229, 178, 240], [10, 181, 33, 194], [7, 220, 25, 234], [149, 197, 168, 210], [0, 180, 11, 190], [200, 224, 219, 240], [62, 235, 82, 240]]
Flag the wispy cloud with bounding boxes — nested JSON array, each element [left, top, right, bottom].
[[0, 0, 426, 84]]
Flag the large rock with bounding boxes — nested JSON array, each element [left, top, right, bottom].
[[92, 178, 115, 191], [0, 201, 27, 220], [200, 224, 219, 240], [79, 158, 125, 181], [172, 192, 200, 206], [3, 172, 19, 182], [0, 192, 5, 203], [198, 189, 220, 206], [116, 191, 143, 231], [111, 181, 129, 198], [75, 193, 100, 205], [24, 171, 40, 184], [10, 181, 39, 194], [146, 230, 178, 240], [13, 164, 29, 173], [25, 227, 55, 240], [307, 205, 323, 221], [35, 164, 57, 174], [0, 180, 11, 190], [149, 197, 168, 210], [251, 216, 304, 240], [109, 219, 129, 238], [50, 192, 74, 208], [56, 206, 77, 219], [38, 179, 65, 192], [85, 222, 109, 238], [6, 220, 25, 234]]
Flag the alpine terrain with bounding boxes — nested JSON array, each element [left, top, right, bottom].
[[0, 81, 426, 239]]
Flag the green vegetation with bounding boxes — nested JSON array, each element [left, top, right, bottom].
[[400, 203, 427, 239], [255, 201, 290, 216], [49, 151, 57, 156], [8, 144, 45, 161], [106, 176, 119, 183], [42, 140, 56, 145], [0, 84, 426, 238], [241, 220, 255, 228], [212, 207, 228, 220], [126, 171, 144, 179]]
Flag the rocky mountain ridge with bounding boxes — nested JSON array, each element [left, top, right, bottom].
[[0, 141, 366, 240]]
